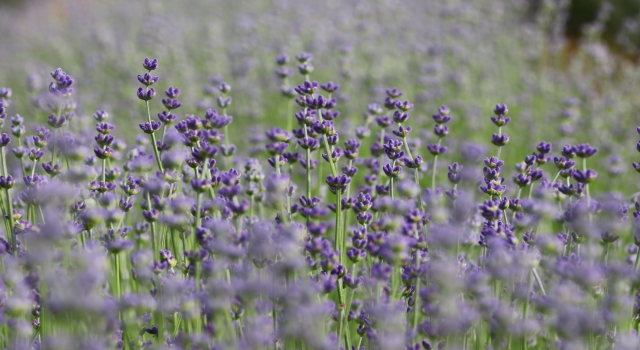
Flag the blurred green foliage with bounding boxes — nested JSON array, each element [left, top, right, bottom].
[[527, 0, 640, 54], [0, 0, 30, 7]]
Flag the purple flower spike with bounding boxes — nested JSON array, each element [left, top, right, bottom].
[[383, 139, 404, 160], [400, 156, 423, 169], [266, 128, 292, 143], [320, 81, 340, 93], [536, 141, 552, 154], [0, 175, 14, 189], [385, 88, 403, 99], [392, 125, 412, 138], [427, 144, 447, 156], [158, 111, 177, 124], [561, 144, 576, 158], [513, 173, 532, 188], [433, 125, 448, 138], [382, 163, 402, 178], [493, 103, 509, 115], [326, 174, 351, 193], [0, 87, 12, 99], [298, 62, 314, 75], [307, 95, 327, 110], [294, 81, 319, 96], [484, 156, 504, 169], [137, 73, 159, 86], [384, 97, 397, 110], [295, 52, 313, 63], [139, 121, 162, 134], [375, 116, 393, 128], [94, 146, 114, 160], [162, 98, 182, 110], [137, 87, 156, 101], [392, 110, 410, 123], [573, 143, 598, 158], [438, 105, 450, 116], [217, 96, 232, 109], [190, 178, 212, 193], [0, 133, 10, 147], [491, 133, 509, 147], [432, 113, 451, 125], [394, 100, 414, 112], [490, 114, 511, 127], [142, 57, 159, 71], [41, 162, 61, 176], [572, 169, 598, 184], [276, 54, 289, 65]]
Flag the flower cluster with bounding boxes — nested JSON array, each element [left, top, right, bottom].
[[0, 44, 638, 350]]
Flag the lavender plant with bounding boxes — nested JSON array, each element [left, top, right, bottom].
[[1, 1, 640, 349], [0, 53, 637, 350]]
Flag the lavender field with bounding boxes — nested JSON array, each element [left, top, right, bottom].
[[2, 0, 640, 349]]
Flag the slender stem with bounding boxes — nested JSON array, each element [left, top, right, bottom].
[[273, 301, 278, 350], [496, 126, 503, 160], [114, 254, 122, 299], [522, 269, 534, 350], [390, 160, 396, 200], [195, 192, 202, 230], [377, 129, 385, 185], [101, 157, 107, 183], [302, 122, 313, 198], [335, 189, 343, 263], [531, 267, 546, 295], [147, 192, 158, 261], [400, 123, 425, 331], [51, 128, 56, 165], [321, 133, 337, 177], [30, 159, 37, 177], [224, 124, 231, 169], [1, 148, 15, 255], [431, 138, 442, 191], [343, 160, 353, 238], [565, 233, 573, 257], [249, 195, 254, 219], [143, 77, 164, 173]]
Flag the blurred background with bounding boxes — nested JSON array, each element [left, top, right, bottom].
[[0, 0, 639, 192]]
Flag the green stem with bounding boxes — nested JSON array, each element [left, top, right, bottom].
[[303, 125, 312, 200], [147, 192, 158, 261], [144, 81, 164, 173], [114, 253, 122, 299], [249, 195, 254, 219], [377, 129, 385, 185], [335, 189, 343, 263], [390, 160, 396, 200], [224, 124, 231, 169], [431, 138, 442, 191], [342, 160, 353, 239], [1, 148, 15, 255], [522, 269, 534, 350], [531, 267, 546, 295], [101, 158, 106, 184], [496, 126, 503, 160]]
